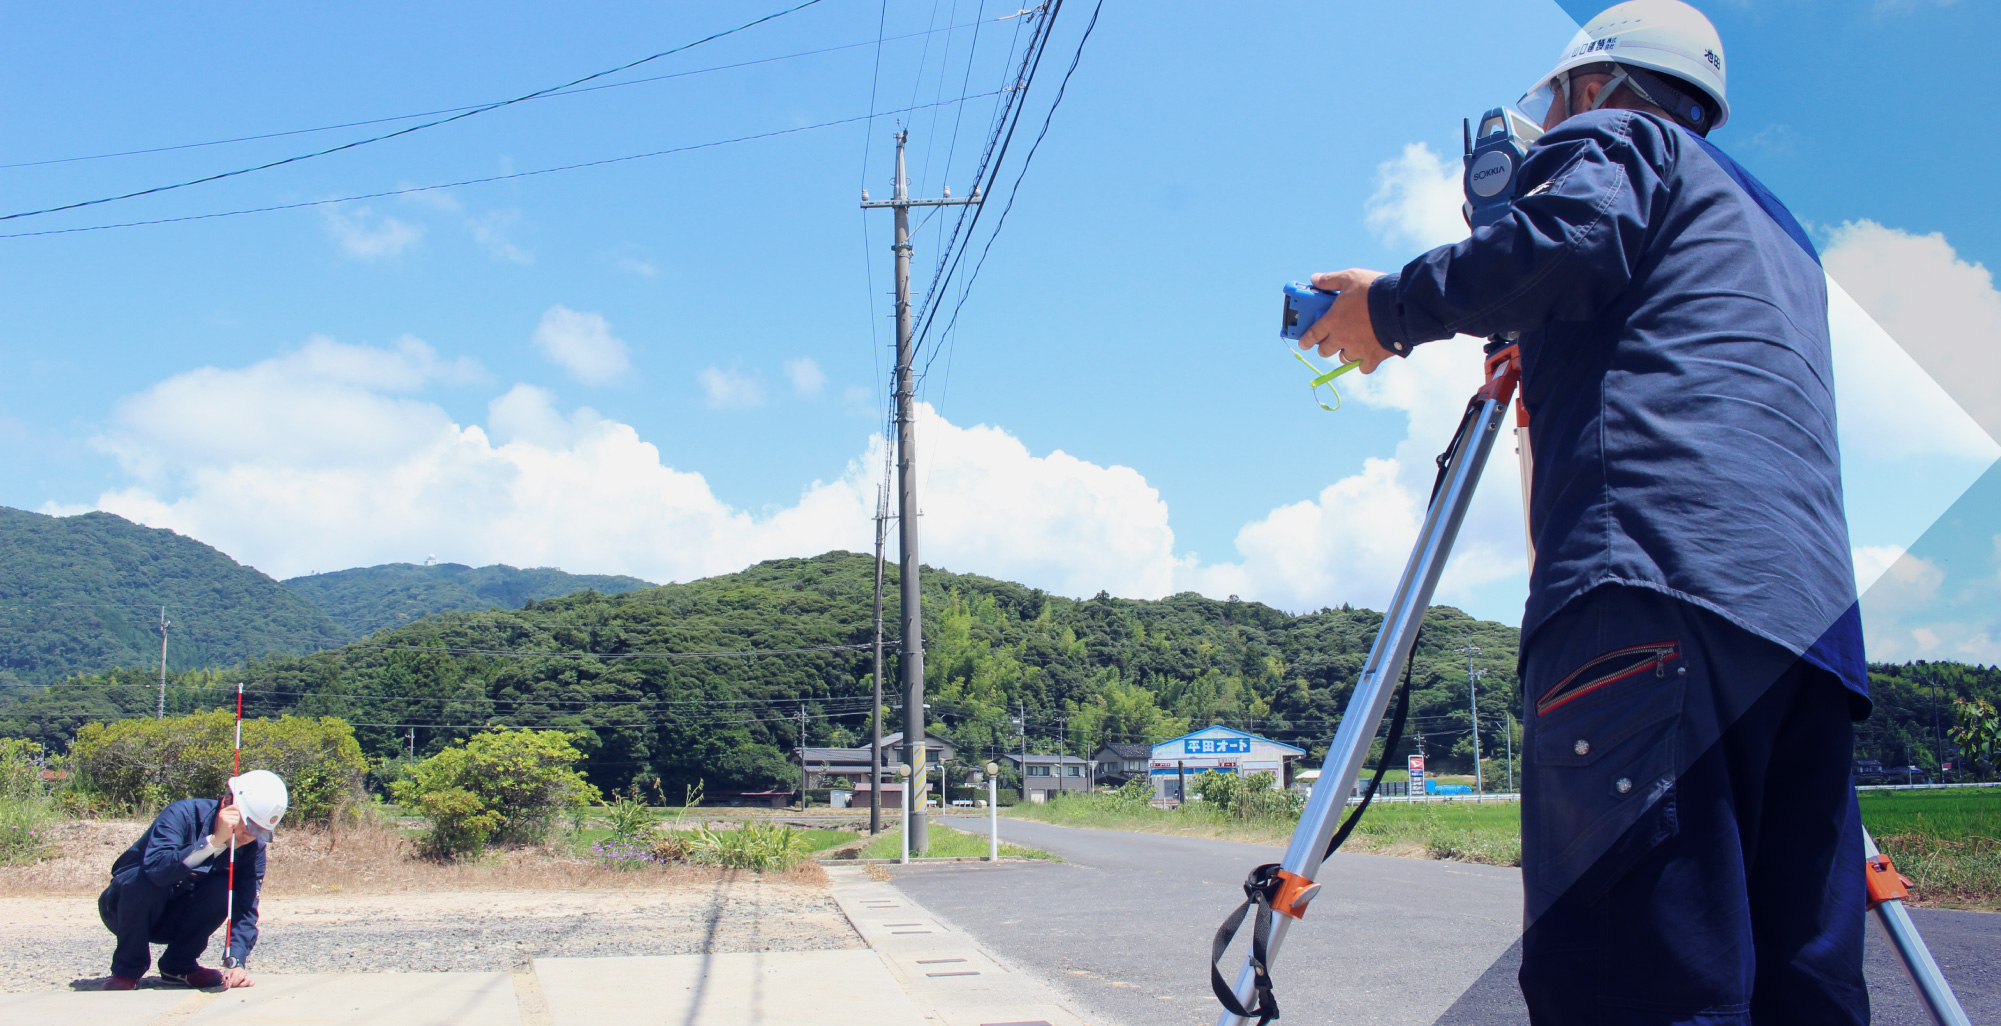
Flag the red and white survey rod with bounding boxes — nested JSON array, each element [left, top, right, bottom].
[[223, 683, 242, 970]]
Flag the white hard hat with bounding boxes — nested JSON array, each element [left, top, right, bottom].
[[227, 770, 288, 843], [1516, 0, 1729, 132]]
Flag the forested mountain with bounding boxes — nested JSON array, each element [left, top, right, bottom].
[[0, 508, 348, 687], [2, 551, 1525, 793], [8, 544, 1989, 796], [284, 562, 653, 636]]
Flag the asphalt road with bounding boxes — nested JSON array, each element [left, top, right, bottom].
[[892, 815, 1998, 1026]]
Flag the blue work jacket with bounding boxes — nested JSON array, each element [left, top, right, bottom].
[[1366, 109, 1866, 704], [112, 797, 266, 964]]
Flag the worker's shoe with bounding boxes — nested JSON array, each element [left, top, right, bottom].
[[103, 975, 141, 991], [161, 966, 224, 988]]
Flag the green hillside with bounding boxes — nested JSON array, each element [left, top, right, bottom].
[[284, 562, 654, 636], [0, 508, 349, 687], [2, 551, 1525, 793]]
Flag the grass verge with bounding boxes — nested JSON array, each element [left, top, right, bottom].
[[1860, 788, 2000, 910], [857, 822, 1053, 860]]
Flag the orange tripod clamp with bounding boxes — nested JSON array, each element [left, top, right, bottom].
[[1476, 344, 1523, 406], [1864, 853, 1913, 909], [1270, 868, 1323, 920]]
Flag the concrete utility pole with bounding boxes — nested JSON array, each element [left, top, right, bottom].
[[1459, 643, 1483, 795], [156, 606, 170, 719], [861, 130, 980, 853], [869, 468, 890, 834]]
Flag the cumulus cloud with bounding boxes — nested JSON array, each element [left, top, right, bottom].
[[1825, 220, 2001, 443], [321, 206, 423, 259], [72, 340, 1176, 595], [784, 358, 826, 396], [1364, 142, 1467, 253], [699, 366, 764, 409], [532, 306, 631, 385]]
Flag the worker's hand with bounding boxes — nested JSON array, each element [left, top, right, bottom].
[[1301, 269, 1392, 373], [210, 805, 251, 849], [222, 967, 253, 988]]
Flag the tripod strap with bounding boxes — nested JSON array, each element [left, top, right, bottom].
[[1210, 863, 1284, 1024], [1208, 640, 1419, 1023]]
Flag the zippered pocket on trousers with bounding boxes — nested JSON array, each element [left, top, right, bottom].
[[1536, 641, 1681, 717]]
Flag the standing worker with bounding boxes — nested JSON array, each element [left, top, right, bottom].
[[97, 770, 287, 990], [1302, 2, 1869, 1023]]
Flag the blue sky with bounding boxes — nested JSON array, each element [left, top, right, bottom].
[[1, 1, 1995, 660]]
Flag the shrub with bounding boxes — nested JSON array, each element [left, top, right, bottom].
[[599, 782, 657, 836], [686, 820, 814, 871], [392, 729, 600, 858], [1190, 770, 1302, 822], [0, 739, 59, 864], [68, 712, 367, 822]]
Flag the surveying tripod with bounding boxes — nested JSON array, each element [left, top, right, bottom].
[[1209, 340, 1973, 1025]]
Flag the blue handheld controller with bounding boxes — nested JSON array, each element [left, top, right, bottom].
[[1280, 282, 1337, 341]]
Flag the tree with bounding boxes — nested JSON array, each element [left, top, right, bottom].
[[392, 728, 600, 857]]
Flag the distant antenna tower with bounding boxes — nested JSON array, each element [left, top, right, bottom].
[[424, 554, 438, 566], [156, 606, 170, 719]]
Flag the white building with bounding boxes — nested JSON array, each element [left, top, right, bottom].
[[1150, 726, 1305, 802]]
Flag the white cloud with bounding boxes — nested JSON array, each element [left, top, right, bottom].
[[469, 209, 531, 264], [1176, 333, 1530, 614], [615, 257, 658, 278], [532, 306, 631, 386], [1825, 220, 2001, 443], [699, 366, 764, 409], [321, 206, 423, 259], [1364, 142, 1467, 253], [784, 357, 827, 396], [1852, 544, 1906, 595], [71, 342, 1175, 595]]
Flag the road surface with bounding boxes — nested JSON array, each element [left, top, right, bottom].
[[891, 814, 1997, 1026]]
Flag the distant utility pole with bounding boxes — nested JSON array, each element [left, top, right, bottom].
[[869, 466, 891, 835], [861, 129, 980, 853], [1459, 643, 1483, 795], [407, 728, 416, 762], [156, 606, 170, 719]]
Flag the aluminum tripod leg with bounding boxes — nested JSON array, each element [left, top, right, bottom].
[[1215, 372, 1514, 1026], [1864, 828, 1971, 1026]]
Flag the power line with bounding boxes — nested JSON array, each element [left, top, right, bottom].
[[0, 0, 830, 223], [0, 92, 1005, 240], [0, 17, 1008, 172]]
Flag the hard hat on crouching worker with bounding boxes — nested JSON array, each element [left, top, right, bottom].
[[1515, 0, 1729, 134], [227, 769, 288, 843]]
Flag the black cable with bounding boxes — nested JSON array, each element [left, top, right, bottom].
[[919, 0, 1102, 375], [0, 92, 1002, 240], [0, 0, 829, 223], [1, 18, 1006, 172]]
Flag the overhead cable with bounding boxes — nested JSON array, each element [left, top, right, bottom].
[[0, 17, 1008, 172], [0, 92, 1003, 240], [0, 0, 829, 223]]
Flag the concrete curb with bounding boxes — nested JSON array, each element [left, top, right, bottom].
[[825, 864, 1103, 1026]]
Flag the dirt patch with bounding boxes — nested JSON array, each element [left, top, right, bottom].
[[2, 817, 828, 897], [0, 817, 855, 993]]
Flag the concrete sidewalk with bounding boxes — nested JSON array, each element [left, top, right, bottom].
[[0, 867, 1104, 1026]]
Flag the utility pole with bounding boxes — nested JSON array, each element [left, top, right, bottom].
[[156, 606, 170, 719], [1018, 702, 1029, 801], [1458, 643, 1483, 795], [407, 728, 416, 762], [1505, 712, 1515, 794], [869, 467, 890, 834], [861, 130, 980, 853]]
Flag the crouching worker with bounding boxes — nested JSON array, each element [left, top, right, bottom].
[[98, 770, 287, 990]]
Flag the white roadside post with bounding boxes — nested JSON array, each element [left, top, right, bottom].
[[986, 761, 1000, 861], [895, 763, 912, 864]]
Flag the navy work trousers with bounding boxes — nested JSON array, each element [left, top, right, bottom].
[[98, 864, 230, 979], [1517, 585, 1867, 1025]]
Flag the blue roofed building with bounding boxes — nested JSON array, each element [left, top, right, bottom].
[[1149, 726, 1306, 803]]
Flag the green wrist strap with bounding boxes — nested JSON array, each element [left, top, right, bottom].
[[1292, 350, 1361, 412]]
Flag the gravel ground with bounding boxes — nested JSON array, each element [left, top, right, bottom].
[[1, 877, 861, 993]]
